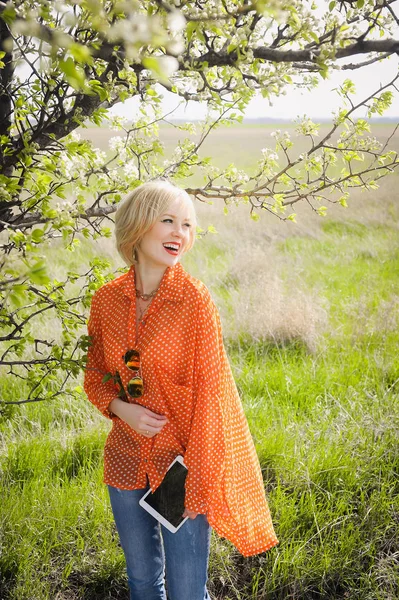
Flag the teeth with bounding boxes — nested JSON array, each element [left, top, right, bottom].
[[164, 243, 179, 251]]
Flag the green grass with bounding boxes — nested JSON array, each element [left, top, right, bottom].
[[1, 140, 399, 598]]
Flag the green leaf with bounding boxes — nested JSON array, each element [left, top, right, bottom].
[[329, 1, 336, 9], [28, 261, 51, 285], [8, 284, 28, 308], [210, 26, 225, 36], [317, 206, 328, 216], [31, 229, 45, 243], [367, 181, 379, 190], [186, 21, 197, 42], [59, 57, 86, 90], [289, 12, 301, 28], [319, 64, 329, 80], [310, 31, 319, 44], [1, 4, 16, 24], [88, 80, 108, 101], [274, 193, 285, 202], [69, 42, 92, 64], [341, 79, 356, 95], [102, 373, 113, 384]]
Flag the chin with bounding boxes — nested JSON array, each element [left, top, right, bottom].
[[165, 253, 182, 266], [168, 257, 180, 267], [157, 256, 180, 268]]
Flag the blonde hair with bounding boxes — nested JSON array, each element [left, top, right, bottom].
[[115, 180, 196, 266]]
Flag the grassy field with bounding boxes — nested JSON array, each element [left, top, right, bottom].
[[1, 123, 399, 599]]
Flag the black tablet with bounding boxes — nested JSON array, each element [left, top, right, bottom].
[[139, 456, 188, 533]]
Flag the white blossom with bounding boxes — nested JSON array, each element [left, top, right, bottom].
[[123, 160, 139, 179], [62, 156, 74, 178], [157, 56, 179, 78], [166, 39, 185, 55], [109, 136, 124, 152], [167, 11, 186, 33], [261, 148, 278, 161], [69, 131, 81, 142], [108, 15, 155, 44], [63, 12, 78, 27]]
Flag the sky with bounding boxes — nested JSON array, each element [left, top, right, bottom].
[[111, 54, 399, 121]]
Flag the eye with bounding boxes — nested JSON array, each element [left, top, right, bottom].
[[184, 223, 191, 228], [162, 218, 173, 223]]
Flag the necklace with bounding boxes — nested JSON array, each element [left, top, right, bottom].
[[137, 301, 149, 325], [135, 287, 159, 301]]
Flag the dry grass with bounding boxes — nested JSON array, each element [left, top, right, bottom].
[[345, 294, 399, 340], [224, 246, 327, 351]]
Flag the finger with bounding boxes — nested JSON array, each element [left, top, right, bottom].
[[144, 409, 168, 421], [145, 416, 168, 428], [142, 429, 155, 438], [141, 425, 163, 437], [183, 509, 198, 519], [141, 422, 165, 434]]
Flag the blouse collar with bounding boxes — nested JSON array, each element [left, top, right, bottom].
[[121, 263, 185, 303]]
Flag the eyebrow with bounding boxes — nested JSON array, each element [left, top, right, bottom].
[[162, 213, 192, 221]]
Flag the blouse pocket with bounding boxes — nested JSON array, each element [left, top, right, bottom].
[[155, 368, 194, 447]]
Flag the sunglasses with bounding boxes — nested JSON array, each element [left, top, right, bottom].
[[123, 349, 144, 399]]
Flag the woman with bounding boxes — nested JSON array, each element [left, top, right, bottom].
[[84, 180, 278, 600]]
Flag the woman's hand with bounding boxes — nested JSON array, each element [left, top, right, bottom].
[[183, 508, 199, 520], [108, 398, 168, 438]]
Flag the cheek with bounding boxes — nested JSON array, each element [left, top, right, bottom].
[[183, 230, 191, 249]]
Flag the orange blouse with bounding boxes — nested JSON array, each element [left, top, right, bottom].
[[84, 263, 278, 556]]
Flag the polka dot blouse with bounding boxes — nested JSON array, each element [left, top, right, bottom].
[[84, 263, 278, 556]]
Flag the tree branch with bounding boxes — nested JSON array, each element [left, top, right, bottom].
[[341, 52, 394, 70], [196, 39, 399, 67]]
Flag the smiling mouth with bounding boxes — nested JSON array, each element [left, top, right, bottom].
[[163, 243, 180, 256]]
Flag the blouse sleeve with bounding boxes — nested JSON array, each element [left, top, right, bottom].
[[183, 288, 278, 558], [83, 290, 119, 419], [184, 291, 227, 514]]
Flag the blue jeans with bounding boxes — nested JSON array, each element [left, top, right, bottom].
[[108, 485, 212, 600]]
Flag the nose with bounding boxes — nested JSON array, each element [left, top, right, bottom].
[[172, 223, 185, 238]]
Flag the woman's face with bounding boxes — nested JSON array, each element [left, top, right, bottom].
[[136, 196, 195, 270]]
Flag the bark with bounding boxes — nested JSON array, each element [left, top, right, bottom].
[[0, 16, 13, 228]]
